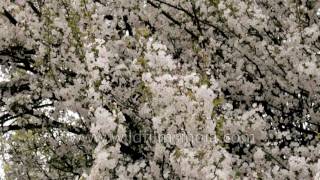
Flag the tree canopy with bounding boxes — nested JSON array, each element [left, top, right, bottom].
[[1, 0, 320, 179]]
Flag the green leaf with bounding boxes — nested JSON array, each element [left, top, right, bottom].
[[212, 97, 224, 107], [215, 116, 224, 141]]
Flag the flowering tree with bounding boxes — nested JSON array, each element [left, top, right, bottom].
[[1, 0, 320, 179]]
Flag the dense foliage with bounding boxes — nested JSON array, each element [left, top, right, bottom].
[[1, 0, 320, 179]]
